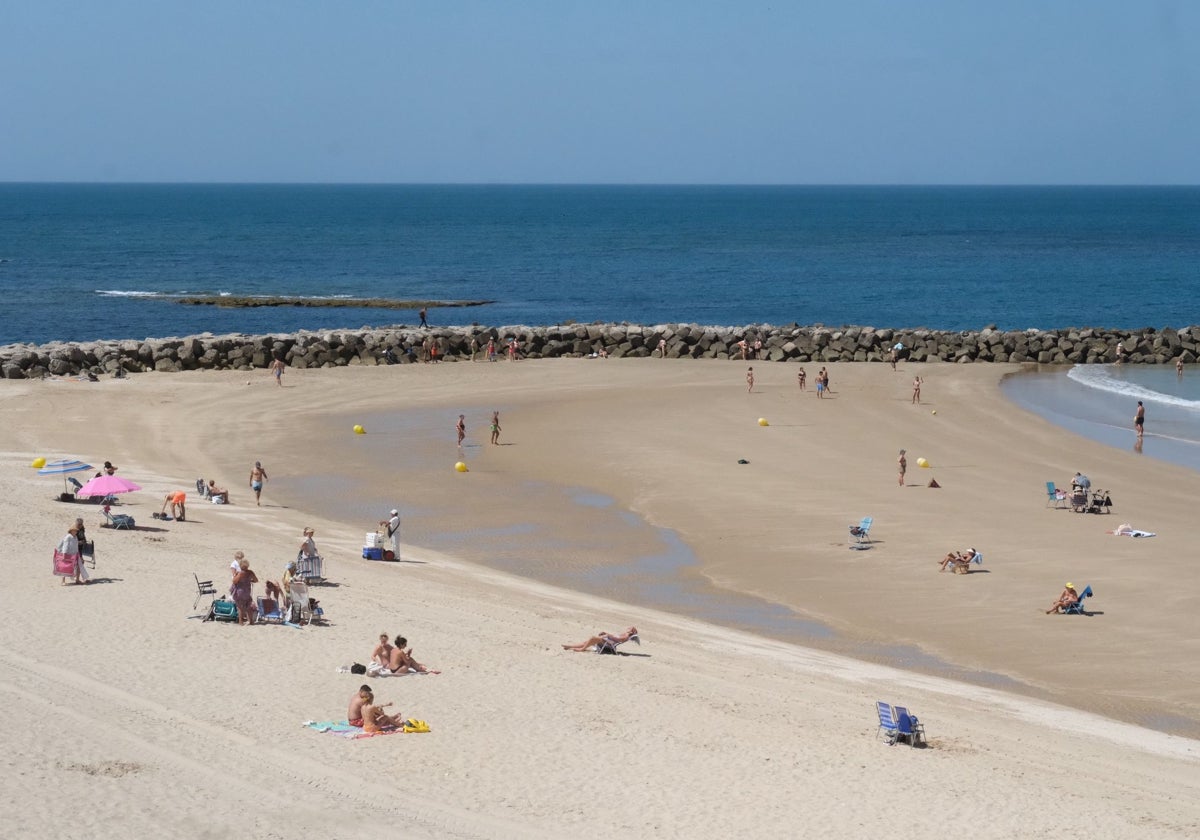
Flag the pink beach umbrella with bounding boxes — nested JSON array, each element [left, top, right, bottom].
[[76, 474, 143, 498]]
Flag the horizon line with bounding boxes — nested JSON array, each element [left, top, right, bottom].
[[2, 180, 1199, 189]]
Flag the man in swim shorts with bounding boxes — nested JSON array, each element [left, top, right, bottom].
[[249, 461, 268, 506], [347, 685, 373, 727], [1134, 401, 1144, 438]]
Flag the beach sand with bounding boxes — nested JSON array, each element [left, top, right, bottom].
[[2, 359, 1198, 839]]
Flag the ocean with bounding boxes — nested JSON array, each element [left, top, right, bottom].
[[2, 184, 1199, 346]]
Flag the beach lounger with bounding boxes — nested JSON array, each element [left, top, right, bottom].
[[1045, 482, 1068, 509], [103, 508, 135, 530], [875, 701, 901, 743], [849, 517, 873, 546], [193, 573, 217, 611], [596, 632, 639, 654], [256, 596, 286, 624], [893, 706, 926, 747], [1062, 585, 1094, 615]]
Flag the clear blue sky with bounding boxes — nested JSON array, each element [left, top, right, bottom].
[[2, 1, 1197, 184]]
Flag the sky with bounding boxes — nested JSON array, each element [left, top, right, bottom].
[[2, 1, 1198, 184]]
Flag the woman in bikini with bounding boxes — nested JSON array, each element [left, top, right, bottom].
[[490, 411, 501, 445]]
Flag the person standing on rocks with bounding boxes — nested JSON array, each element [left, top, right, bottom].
[[419, 307, 429, 328]]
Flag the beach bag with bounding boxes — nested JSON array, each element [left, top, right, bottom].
[[402, 719, 431, 733], [53, 549, 78, 577], [350, 663, 367, 675], [211, 599, 239, 621]]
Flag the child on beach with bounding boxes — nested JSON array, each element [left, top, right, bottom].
[[746, 367, 754, 393], [361, 691, 403, 733]]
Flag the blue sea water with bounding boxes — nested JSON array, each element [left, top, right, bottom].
[[2, 184, 1199, 346]]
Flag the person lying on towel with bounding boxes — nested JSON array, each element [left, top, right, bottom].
[[562, 626, 639, 652]]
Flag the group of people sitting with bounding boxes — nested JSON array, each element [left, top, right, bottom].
[[347, 685, 405, 733], [938, 548, 979, 573], [225, 527, 323, 626], [369, 633, 438, 676]]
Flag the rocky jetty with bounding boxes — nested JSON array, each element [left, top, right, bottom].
[[1, 324, 1197, 379]]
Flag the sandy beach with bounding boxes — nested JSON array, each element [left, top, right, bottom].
[[3, 358, 1199, 839]]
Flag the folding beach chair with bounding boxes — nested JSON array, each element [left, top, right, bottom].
[[596, 632, 640, 655], [256, 597, 286, 624], [849, 517, 873, 548], [103, 507, 135, 530], [875, 701, 900, 743], [1062, 585, 1094, 615], [286, 580, 314, 625], [296, 551, 324, 584], [893, 706, 926, 747], [193, 573, 217, 611], [1045, 482, 1068, 509]]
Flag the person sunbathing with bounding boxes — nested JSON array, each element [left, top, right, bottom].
[[387, 636, 439, 674], [940, 548, 978, 573], [562, 626, 638, 652], [207, 480, 229, 502], [1046, 583, 1079, 614], [347, 685, 373, 727], [371, 633, 394, 670], [361, 694, 404, 733]]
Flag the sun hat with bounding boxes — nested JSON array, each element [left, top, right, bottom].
[[1066, 582, 1074, 589], [390, 509, 399, 515]]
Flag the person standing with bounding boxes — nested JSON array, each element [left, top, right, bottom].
[[1177, 357, 1184, 376], [456, 414, 466, 447], [56, 523, 86, 585], [912, 376, 923, 405], [384, 508, 401, 560], [249, 461, 268, 506], [269, 356, 285, 386], [897, 449, 907, 487], [797, 368, 806, 391], [1135, 401, 1145, 438], [487, 338, 496, 362], [746, 367, 755, 393], [230, 552, 259, 626], [490, 411, 501, 445]]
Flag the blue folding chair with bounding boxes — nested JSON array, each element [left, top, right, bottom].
[[893, 706, 926, 747], [875, 701, 900, 743], [1063, 585, 1094, 615], [1045, 482, 1067, 509], [849, 517, 874, 549]]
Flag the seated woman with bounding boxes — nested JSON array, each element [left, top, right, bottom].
[[361, 692, 404, 733], [940, 548, 977, 573], [207, 480, 229, 503], [1046, 583, 1079, 614], [562, 626, 639, 652], [386, 636, 439, 674]]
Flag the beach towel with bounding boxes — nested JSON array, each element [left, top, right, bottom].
[[1108, 524, 1156, 538], [303, 720, 413, 739]]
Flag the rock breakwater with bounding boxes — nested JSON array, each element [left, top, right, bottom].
[[2, 324, 1198, 379]]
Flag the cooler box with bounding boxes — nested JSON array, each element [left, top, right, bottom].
[[362, 547, 383, 561], [365, 532, 384, 549]]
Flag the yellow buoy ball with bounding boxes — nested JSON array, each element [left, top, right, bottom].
[[455, 461, 468, 473], [931, 410, 937, 415], [31, 457, 46, 469], [758, 417, 769, 426], [353, 424, 365, 435], [917, 457, 930, 468]]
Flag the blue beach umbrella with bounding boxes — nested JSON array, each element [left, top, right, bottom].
[[37, 458, 93, 494]]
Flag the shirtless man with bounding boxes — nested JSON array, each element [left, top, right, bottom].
[[347, 685, 373, 727], [1134, 401, 1145, 438], [1178, 357, 1185, 376], [387, 635, 439, 674], [490, 411, 501, 445], [249, 461, 268, 506], [269, 356, 285, 386], [207, 479, 230, 502], [897, 449, 907, 487], [1046, 584, 1080, 614], [456, 414, 466, 447]]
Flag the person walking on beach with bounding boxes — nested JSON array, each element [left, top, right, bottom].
[[490, 411, 501, 445], [456, 414, 466, 448], [912, 375, 923, 405], [249, 461, 268, 506], [746, 367, 755, 393], [898, 449, 907, 487], [797, 368, 806, 391], [1135, 401, 1145, 438], [470, 336, 479, 361], [890, 346, 898, 371], [269, 356, 285, 386], [819, 367, 830, 394], [1177, 357, 1184, 376], [419, 307, 428, 328], [487, 338, 496, 362]]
